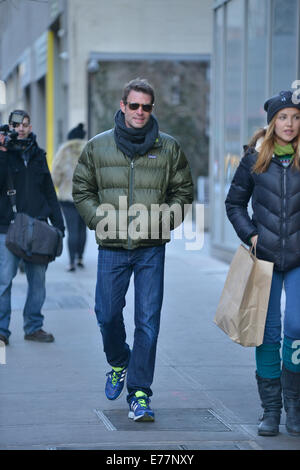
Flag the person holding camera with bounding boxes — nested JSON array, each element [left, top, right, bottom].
[[0, 110, 65, 345]]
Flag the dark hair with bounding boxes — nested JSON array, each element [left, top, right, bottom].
[[9, 109, 30, 124], [122, 78, 155, 105]]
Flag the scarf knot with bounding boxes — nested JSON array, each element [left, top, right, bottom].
[[114, 109, 159, 159]]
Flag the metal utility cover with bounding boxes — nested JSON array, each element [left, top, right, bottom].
[[96, 408, 231, 432], [49, 444, 184, 450], [49, 441, 253, 450]]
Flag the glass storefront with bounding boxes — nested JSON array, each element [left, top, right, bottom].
[[210, 0, 300, 262], [246, 0, 268, 139], [211, 7, 224, 246], [271, 0, 298, 94], [224, 0, 243, 248]]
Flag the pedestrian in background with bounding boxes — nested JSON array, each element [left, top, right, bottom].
[[0, 110, 64, 345], [72, 78, 194, 422], [52, 123, 87, 272], [225, 90, 300, 437]]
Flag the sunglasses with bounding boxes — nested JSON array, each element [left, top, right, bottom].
[[126, 102, 153, 112]]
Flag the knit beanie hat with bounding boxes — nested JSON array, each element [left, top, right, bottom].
[[264, 90, 300, 124], [67, 123, 86, 140]]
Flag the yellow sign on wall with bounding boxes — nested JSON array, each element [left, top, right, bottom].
[[46, 30, 54, 169]]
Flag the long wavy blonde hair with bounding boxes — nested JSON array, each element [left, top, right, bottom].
[[250, 113, 300, 174]]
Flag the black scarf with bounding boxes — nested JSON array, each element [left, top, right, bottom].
[[114, 109, 159, 159], [13, 132, 36, 165]]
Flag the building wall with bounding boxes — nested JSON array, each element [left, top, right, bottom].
[[0, 1, 49, 78], [0, 0, 65, 147], [0, 0, 213, 162], [67, 0, 213, 129], [210, 0, 300, 262]]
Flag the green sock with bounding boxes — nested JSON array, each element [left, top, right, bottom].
[[112, 366, 124, 372], [255, 342, 281, 379], [135, 391, 147, 398]]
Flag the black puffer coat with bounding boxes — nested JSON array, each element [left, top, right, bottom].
[[0, 133, 65, 235], [225, 146, 300, 272]]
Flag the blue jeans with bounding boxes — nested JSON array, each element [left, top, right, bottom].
[[263, 267, 300, 343], [95, 245, 165, 401], [0, 233, 47, 339], [256, 267, 300, 378]]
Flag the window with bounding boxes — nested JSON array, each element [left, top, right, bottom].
[[271, 0, 298, 94], [246, 0, 268, 140], [211, 7, 224, 244], [224, 0, 243, 247]]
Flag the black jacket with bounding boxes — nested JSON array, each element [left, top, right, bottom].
[[0, 133, 65, 235], [225, 147, 300, 272]]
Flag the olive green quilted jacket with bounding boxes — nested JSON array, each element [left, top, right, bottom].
[[72, 129, 194, 249]]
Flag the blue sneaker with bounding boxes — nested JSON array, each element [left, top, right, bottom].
[[128, 391, 155, 422], [105, 367, 127, 400]]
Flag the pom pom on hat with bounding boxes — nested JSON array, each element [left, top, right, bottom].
[[67, 123, 86, 140]]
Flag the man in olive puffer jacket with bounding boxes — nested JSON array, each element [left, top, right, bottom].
[[72, 78, 194, 422]]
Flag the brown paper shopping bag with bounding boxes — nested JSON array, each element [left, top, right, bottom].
[[214, 244, 274, 347]]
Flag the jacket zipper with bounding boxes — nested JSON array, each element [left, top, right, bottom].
[[25, 158, 29, 213], [281, 167, 287, 270], [128, 159, 134, 249]]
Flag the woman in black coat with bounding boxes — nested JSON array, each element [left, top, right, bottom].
[[225, 90, 300, 437]]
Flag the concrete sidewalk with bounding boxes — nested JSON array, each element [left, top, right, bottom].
[[0, 226, 300, 451]]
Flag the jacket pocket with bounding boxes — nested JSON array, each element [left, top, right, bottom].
[[33, 167, 48, 186]]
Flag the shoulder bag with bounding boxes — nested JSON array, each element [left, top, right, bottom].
[[5, 166, 63, 265]]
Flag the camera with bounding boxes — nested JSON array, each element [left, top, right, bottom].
[[0, 112, 31, 151], [0, 124, 19, 150]]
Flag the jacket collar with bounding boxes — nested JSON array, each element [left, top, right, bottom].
[[152, 133, 163, 148]]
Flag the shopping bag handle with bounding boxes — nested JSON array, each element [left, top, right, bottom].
[[249, 243, 257, 259]]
